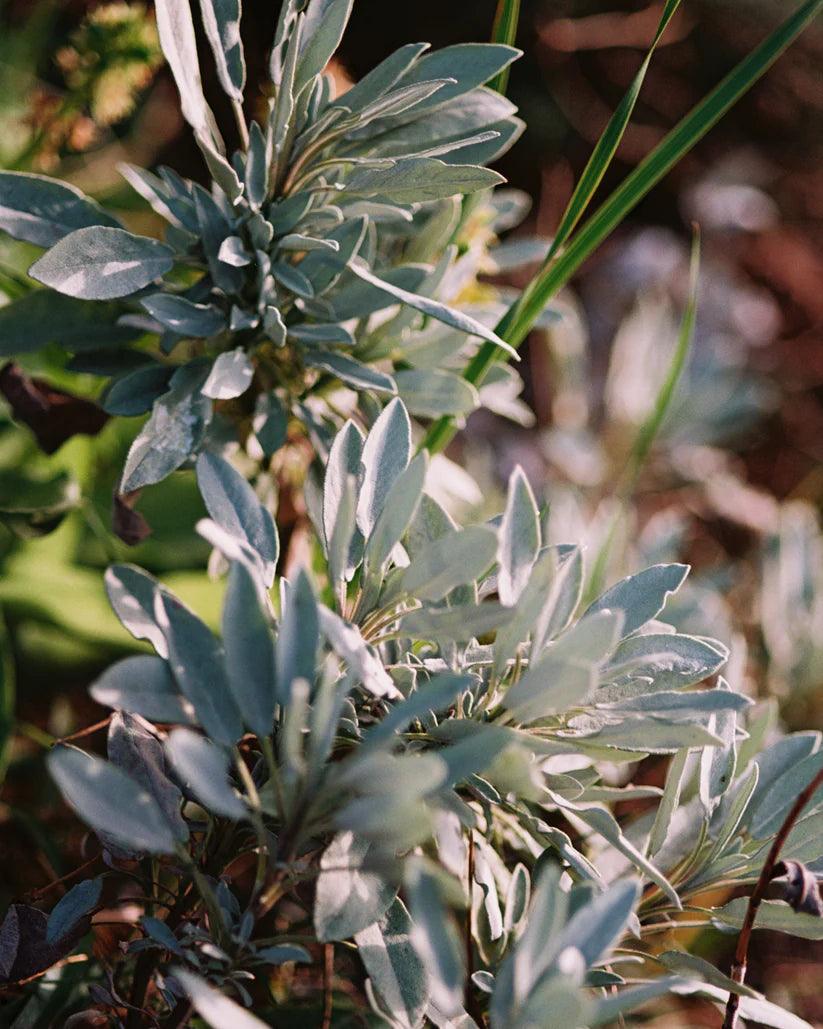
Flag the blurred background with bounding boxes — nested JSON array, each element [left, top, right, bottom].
[[0, 0, 821, 1023]]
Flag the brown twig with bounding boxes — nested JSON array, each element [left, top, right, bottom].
[[722, 765, 823, 1028], [322, 943, 334, 1029]]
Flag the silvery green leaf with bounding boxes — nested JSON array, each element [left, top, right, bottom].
[[355, 898, 430, 1029], [196, 451, 278, 586], [252, 392, 288, 456], [749, 750, 823, 841], [512, 976, 590, 1029], [304, 351, 396, 394], [698, 678, 741, 810], [195, 133, 243, 202], [394, 44, 520, 114], [264, 305, 288, 344], [89, 655, 196, 725], [278, 233, 339, 253], [704, 764, 759, 866], [532, 545, 584, 653], [503, 864, 530, 936], [199, 0, 245, 101], [395, 369, 479, 419], [46, 878, 103, 944], [121, 363, 212, 492], [294, 0, 354, 95], [604, 687, 751, 719], [348, 259, 517, 358], [223, 562, 276, 736], [440, 118, 524, 167], [30, 227, 174, 301], [107, 712, 188, 843], [334, 43, 429, 115], [401, 526, 498, 603], [647, 748, 688, 858], [193, 186, 241, 292], [603, 633, 728, 693], [49, 747, 177, 854], [120, 164, 195, 229], [399, 603, 515, 643], [330, 264, 427, 320], [355, 79, 454, 126], [363, 674, 473, 751], [346, 159, 503, 204], [573, 804, 681, 907], [324, 419, 364, 554], [577, 720, 723, 754], [244, 120, 269, 207], [406, 865, 464, 1018], [589, 978, 688, 1027], [493, 547, 557, 675], [104, 564, 168, 656], [141, 293, 226, 337], [583, 564, 689, 638], [487, 237, 552, 274], [503, 655, 597, 724], [166, 728, 246, 819], [403, 198, 461, 265], [271, 260, 315, 299], [363, 452, 427, 575], [473, 837, 504, 943], [713, 897, 823, 940], [218, 235, 252, 266], [319, 606, 398, 698], [498, 467, 540, 607], [202, 348, 254, 400], [277, 571, 319, 705], [556, 877, 640, 972], [315, 831, 397, 941], [549, 610, 624, 666], [288, 323, 355, 345], [104, 364, 173, 416], [673, 982, 813, 1029], [0, 290, 141, 355], [156, 593, 243, 746], [175, 969, 269, 1029], [298, 215, 368, 295], [658, 950, 761, 998], [156, 0, 221, 146], [357, 397, 411, 536], [749, 733, 820, 818], [0, 171, 120, 246]]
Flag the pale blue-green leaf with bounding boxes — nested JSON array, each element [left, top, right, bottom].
[[0, 171, 120, 246], [104, 364, 173, 416], [244, 121, 269, 207], [277, 571, 319, 705], [577, 719, 723, 753], [175, 969, 269, 1029], [603, 688, 751, 718], [318, 606, 398, 698], [583, 563, 689, 638], [218, 235, 252, 266], [121, 364, 212, 492], [141, 293, 226, 337], [89, 655, 196, 725], [156, 593, 243, 746], [348, 259, 517, 359], [195, 133, 242, 202], [395, 368, 479, 419], [363, 674, 473, 751], [503, 864, 530, 935], [324, 419, 364, 552], [294, 0, 354, 94], [46, 878, 103, 944], [647, 748, 688, 858], [354, 79, 454, 126], [603, 633, 728, 693], [357, 397, 411, 536], [278, 233, 339, 252], [503, 655, 596, 724], [497, 466, 539, 606], [0, 291, 141, 355], [674, 981, 813, 1029], [104, 564, 168, 656], [156, 0, 220, 144], [223, 562, 276, 736], [364, 452, 427, 574], [658, 950, 761, 998], [354, 898, 430, 1029], [401, 526, 497, 603], [346, 158, 503, 203], [199, 0, 245, 101], [395, 44, 520, 113], [49, 747, 177, 854], [263, 304, 287, 344], [532, 545, 584, 653], [406, 866, 464, 1018], [256, 944, 312, 964], [315, 831, 398, 942], [749, 750, 823, 841], [253, 392, 288, 456], [288, 323, 355, 344], [334, 43, 429, 114], [196, 451, 278, 586], [201, 348, 254, 400], [330, 264, 427, 320], [548, 610, 624, 666], [271, 260, 315, 299], [399, 603, 515, 643], [30, 227, 173, 301], [166, 727, 245, 819], [440, 117, 524, 167], [304, 350, 396, 394], [590, 978, 688, 1027]]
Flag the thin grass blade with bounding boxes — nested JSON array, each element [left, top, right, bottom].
[[489, 0, 521, 94]]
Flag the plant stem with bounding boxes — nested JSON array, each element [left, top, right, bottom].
[[722, 765, 823, 1028]]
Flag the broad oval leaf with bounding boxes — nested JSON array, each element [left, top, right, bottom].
[[315, 831, 398, 942], [166, 728, 246, 819], [89, 655, 196, 726], [0, 171, 119, 247]]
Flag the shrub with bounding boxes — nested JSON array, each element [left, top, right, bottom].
[[1, 1, 822, 1027]]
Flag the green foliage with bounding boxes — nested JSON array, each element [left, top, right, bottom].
[[0, 1, 821, 1026]]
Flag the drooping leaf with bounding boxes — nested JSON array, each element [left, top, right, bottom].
[[30, 227, 174, 301], [48, 747, 177, 854], [0, 171, 120, 247]]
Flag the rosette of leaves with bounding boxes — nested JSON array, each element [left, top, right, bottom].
[[0, 0, 524, 499], [29, 400, 823, 1027]]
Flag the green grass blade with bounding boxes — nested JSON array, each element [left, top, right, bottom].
[[546, 0, 681, 261], [422, 0, 821, 455], [621, 227, 700, 494], [489, 0, 521, 94]]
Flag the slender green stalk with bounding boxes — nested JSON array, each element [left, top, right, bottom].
[[421, 0, 822, 456], [489, 0, 521, 95]]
